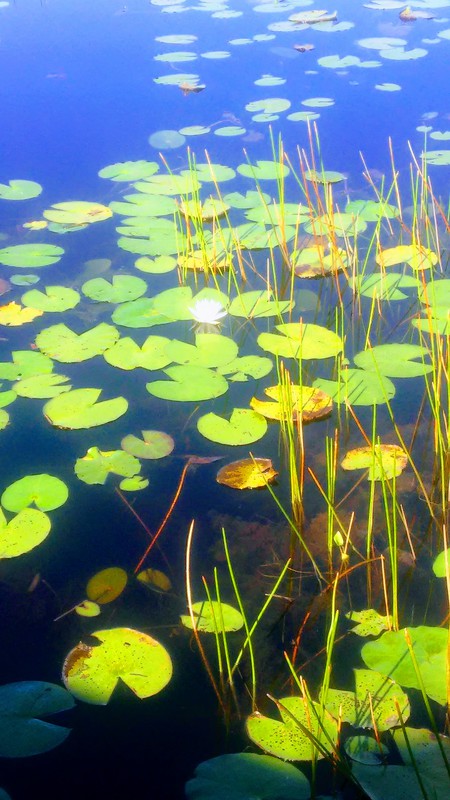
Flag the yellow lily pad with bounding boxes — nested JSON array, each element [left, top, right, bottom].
[[341, 444, 408, 481], [75, 600, 101, 617], [43, 201, 112, 225], [137, 568, 172, 593], [0, 301, 43, 326], [250, 384, 332, 422], [62, 627, 173, 704], [216, 457, 278, 489], [86, 567, 128, 604], [0, 507, 51, 558], [376, 244, 438, 271]]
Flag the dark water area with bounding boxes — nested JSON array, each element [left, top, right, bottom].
[[0, 1, 449, 799]]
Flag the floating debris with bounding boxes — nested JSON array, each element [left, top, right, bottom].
[[294, 44, 315, 53], [179, 82, 206, 95]]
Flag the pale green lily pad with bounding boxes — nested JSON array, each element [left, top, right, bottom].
[[36, 323, 120, 362], [168, 334, 238, 368], [350, 273, 419, 300], [179, 126, 211, 136], [246, 696, 338, 761], [1, 473, 68, 512], [197, 408, 267, 445], [74, 447, 141, 485], [81, 275, 147, 304], [432, 548, 450, 578], [0, 410, 9, 430], [182, 163, 236, 183], [223, 190, 271, 208], [304, 170, 345, 184], [0, 681, 74, 757], [287, 111, 320, 122], [135, 256, 177, 274], [346, 608, 392, 637], [109, 193, 177, 217], [353, 344, 432, 377], [185, 753, 310, 800], [121, 430, 174, 460], [98, 161, 159, 181], [0, 244, 64, 268], [201, 51, 230, 59], [0, 350, 54, 381], [380, 47, 427, 60], [13, 373, 71, 399], [361, 626, 448, 705], [112, 297, 174, 328], [154, 72, 200, 86], [422, 149, 450, 165], [119, 476, 149, 492], [0, 386, 16, 408], [301, 97, 334, 108], [0, 507, 51, 557], [146, 365, 228, 401], [245, 97, 291, 114], [10, 274, 40, 286], [0, 180, 43, 200], [104, 335, 172, 370], [304, 212, 367, 237], [62, 627, 172, 705], [237, 160, 290, 180], [21, 285, 80, 312], [324, 669, 410, 730], [314, 369, 395, 405], [258, 323, 343, 360], [217, 355, 273, 382], [430, 130, 450, 141], [181, 600, 244, 632], [155, 50, 197, 62], [44, 388, 128, 429], [346, 201, 399, 221], [43, 201, 112, 225], [229, 290, 293, 319], [244, 201, 309, 226], [155, 34, 197, 44], [214, 126, 247, 137], [135, 172, 200, 196], [254, 74, 286, 86], [148, 130, 186, 150], [376, 82, 401, 91]]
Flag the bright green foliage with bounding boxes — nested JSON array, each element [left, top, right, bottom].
[[0, 244, 64, 268], [44, 388, 128, 429], [314, 369, 396, 405], [1, 473, 68, 512], [258, 322, 343, 360], [346, 608, 392, 637], [112, 297, 175, 328], [13, 373, 71, 398], [103, 335, 172, 370], [432, 548, 450, 577], [0, 507, 51, 557], [146, 365, 228, 401], [0, 410, 9, 430], [414, 278, 450, 334], [62, 627, 173, 705], [134, 255, 177, 274], [304, 211, 367, 237], [237, 160, 290, 180], [121, 430, 174, 459], [21, 286, 80, 312], [345, 199, 399, 220], [361, 626, 448, 705], [223, 190, 271, 208], [81, 275, 147, 304], [36, 323, 120, 362], [217, 355, 273, 382], [134, 172, 201, 195], [228, 290, 293, 319], [197, 409, 267, 445], [119, 476, 149, 491], [323, 669, 410, 730], [246, 696, 338, 761], [350, 273, 419, 300], [244, 201, 309, 226], [185, 753, 310, 800], [110, 193, 177, 217], [354, 343, 432, 377], [0, 179, 43, 200], [0, 386, 16, 408], [98, 160, 159, 181], [0, 351, 54, 381], [181, 600, 244, 633], [0, 681, 74, 757], [181, 163, 236, 183], [74, 447, 141, 485], [112, 286, 227, 328], [168, 334, 238, 368]]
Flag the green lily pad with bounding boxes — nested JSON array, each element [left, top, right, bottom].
[[304, 169, 345, 184], [341, 444, 408, 480], [181, 600, 244, 632], [303, 212, 367, 237], [217, 355, 273, 382], [104, 335, 172, 370], [432, 548, 450, 578], [0, 244, 64, 268], [214, 126, 247, 137], [134, 172, 200, 195], [346, 608, 393, 637], [0, 350, 54, 381], [0, 507, 51, 557], [345, 199, 399, 221], [146, 365, 228, 401], [21, 285, 80, 312], [98, 160, 159, 181], [62, 627, 173, 705], [245, 97, 291, 114], [0, 410, 8, 430], [10, 274, 40, 286], [43, 201, 112, 225], [74, 447, 141, 485], [36, 323, 120, 362], [168, 333, 238, 369], [44, 388, 128, 429], [110, 193, 177, 217], [0, 386, 16, 408], [422, 149, 450, 166], [121, 430, 174, 460], [0, 180, 43, 201], [197, 408, 267, 445], [182, 163, 236, 183], [81, 275, 148, 304], [1, 474, 68, 512], [13, 373, 71, 399], [119, 476, 149, 492], [134, 255, 177, 274], [361, 626, 448, 706], [223, 190, 271, 209], [353, 344, 432, 378], [246, 695, 338, 761], [314, 369, 396, 405], [229, 290, 293, 319], [0, 681, 74, 757], [185, 753, 310, 800], [350, 273, 419, 301], [258, 322, 343, 360], [324, 669, 410, 731], [237, 160, 290, 180]]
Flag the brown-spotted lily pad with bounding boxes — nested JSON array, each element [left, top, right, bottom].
[[250, 384, 332, 422], [216, 457, 278, 490], [341, 444, 408, 481]]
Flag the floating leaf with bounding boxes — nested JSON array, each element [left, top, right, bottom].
[[346, 609, 393, 637], [0, 350, 53, 381], [86, 567, 128, 604], [228, 290, 293, 319], [344, 735, 389, 765], [305, 169, 345, 184], [237, 160, 290, 180], [13, 373, 71, 399], [250, 384, 332, 422], [0, 681, 74, 758], [146, 365, 228, 402], [137, 568, 172, 593], [168, 334, 237, 369], [376, 244, 438, 270], [223, 190, 271, 209], [119, 476, 149, 492], [314, 369, 396, 405], [75, 600, 101, 618], [181, 600, 244, 633], [185, 753, 310, 800], [324, 669, 410, 731], [0, 244, 64, 268], [104, 335, 172, 371], [135, 255, 177, 274], [258, 322, 343, 360], [44, 388, 128, 429], [21, 286, 80, 312], [75, 447, 140, 485], [81, 275, 147, 304], [350, 273, 419, 301], [121, 430, 174, 460], [217, 355, 273, 382], [345, 200, 399, 220], [43, 201, 112, 225], [0, 301, 43, 326], [0, 180, 42, 201], [353, 344, 432, 378], [36, 323, 120, 362], [291, 243, 348, 278], [341, 444, 408, 480], [0, 508, 51, 557], [361, 626, 448, 706], [98, 160, 159, 182], [62, 627, 172, 705], [216, 457, 277, 489], [432, 548, 450, 578], [197, 409, 267, 445], [1, 474, 68, 512]]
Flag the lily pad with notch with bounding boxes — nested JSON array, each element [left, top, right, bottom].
[[0, 681, 74, 757], [74, 447, 140, 485], [36, 323, 120, 362], [1, 473, 68, 512], [121, 430, 174, 460], [44, 388, 128, 429], [146, 365, 228, 402]]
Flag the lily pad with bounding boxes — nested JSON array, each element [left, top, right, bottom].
[[21, 285, 80, 312], [98, 160, 159, 182], [250, 384, 333, 422], [217, 355, 273, 382], [0, 180, 43, 201], [237, 160, 290, 180], [119, 476, 149, 492], [0, 681, 74, 757], [314, 369, 396, 405], [0, 243, 64, 268], [432, 548, 450, 578], [346, 609, 393, 637], [62, 627, 173, 705], [104, 335, 172, 371], [1, 474, 68, 512], [43, 201, 112, 225], [0, 302, 43, 326], [353, 344, 432, 377], [81, 275, 147, 304], [229, 290, 293, 319], [341, 444, 408, 480], [44, 388, 128, 429], [13, 373, 71, 399], [36, 323, 120, 362], [350, 273, 419, 301], [121, 430, 174, 459], [216, 457, 277, 489], [75, 447, 141, 484], [185, 753, 310, 800], [0, 507, 51, 557], [197, 408, 267, 445], [324, 669, 410, 731], [0, 350, 54, 381], [168, 334, 237, 369], [146, 365, 228, 402], [376, 244, 438, 270], [86, 567, 128, 604], [181, 600, 244, 632], [258, 322, 343, 360]]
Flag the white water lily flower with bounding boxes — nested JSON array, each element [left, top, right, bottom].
[[189, 298, 228, 325]]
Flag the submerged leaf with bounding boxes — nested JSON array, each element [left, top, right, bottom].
[[185, 753, 310, 800], [0, 681, 74, 758]]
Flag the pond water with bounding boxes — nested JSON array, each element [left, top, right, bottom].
[[0, 1, 449, 799]]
